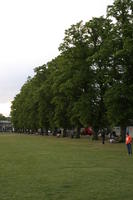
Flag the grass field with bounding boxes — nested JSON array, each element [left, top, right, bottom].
[[0, 134, 132, 200]]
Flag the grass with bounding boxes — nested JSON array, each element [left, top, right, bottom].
[[0, 133, 132, 200]]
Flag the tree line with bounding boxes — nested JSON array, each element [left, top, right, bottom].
[[11, 0, 133, 141], [0, 114, 10, 121]]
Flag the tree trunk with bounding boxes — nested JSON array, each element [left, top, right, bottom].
[[120, 126, 126, 142], [93, 128, 99, 140], [63, 128, 67, 137], [75, 127, 80, 138]]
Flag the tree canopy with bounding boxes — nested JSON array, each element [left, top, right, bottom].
[[11, 0, 133, 140]]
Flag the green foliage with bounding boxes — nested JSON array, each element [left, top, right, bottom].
[[11, 0, 133, 137], [0, 113, 7, 120], [104, 0, 133, 136], [105, 83, 133, 126]]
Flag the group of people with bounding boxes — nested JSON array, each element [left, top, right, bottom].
[[91, 127, 132, 156], [101, 131, 132, 156], [56, 126, 132, 156], [101, 130, 132, 156]]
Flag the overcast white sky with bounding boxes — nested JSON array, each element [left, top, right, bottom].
[[0, 0, 114, 116]]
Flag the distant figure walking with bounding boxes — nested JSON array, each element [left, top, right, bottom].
[[126, 133, 132, 156], [101, 130, 105, 144]]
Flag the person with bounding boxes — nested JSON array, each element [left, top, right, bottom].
[[98, 129, 105, 144], [126, 132, 132, 156], [101, 129, 105, 144], [109, 131, 116, 143], [87, 126, 93, 141]]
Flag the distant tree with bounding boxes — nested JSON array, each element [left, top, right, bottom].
[[0, 113, 6, 120]]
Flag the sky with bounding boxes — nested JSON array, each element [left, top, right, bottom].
[[0, 0, 114, 117]]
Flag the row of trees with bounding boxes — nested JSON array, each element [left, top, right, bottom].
[[0, 114, 9, 121], [11, 0, 133, 140]]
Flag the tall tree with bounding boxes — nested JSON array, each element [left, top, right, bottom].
[[83, 17, 114, 135], [58, 21, 97, 136], [105, 0, 133, 140]]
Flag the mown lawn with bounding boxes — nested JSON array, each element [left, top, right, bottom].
[[0, 134, 132, 200]]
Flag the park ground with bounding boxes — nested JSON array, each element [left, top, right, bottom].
[[0, 134, 133, 200]]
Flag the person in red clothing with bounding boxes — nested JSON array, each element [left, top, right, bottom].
[[84, 127, 93, 136], [126, 133, 132, 155]]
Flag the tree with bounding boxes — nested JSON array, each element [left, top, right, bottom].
[[82, 17, 114, 137], [105, 0, 133, 140], [0, 114, 6, 120], [58, 21, 97, 136]]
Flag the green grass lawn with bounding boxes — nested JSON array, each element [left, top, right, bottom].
[[0, 134, 132, 200]]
